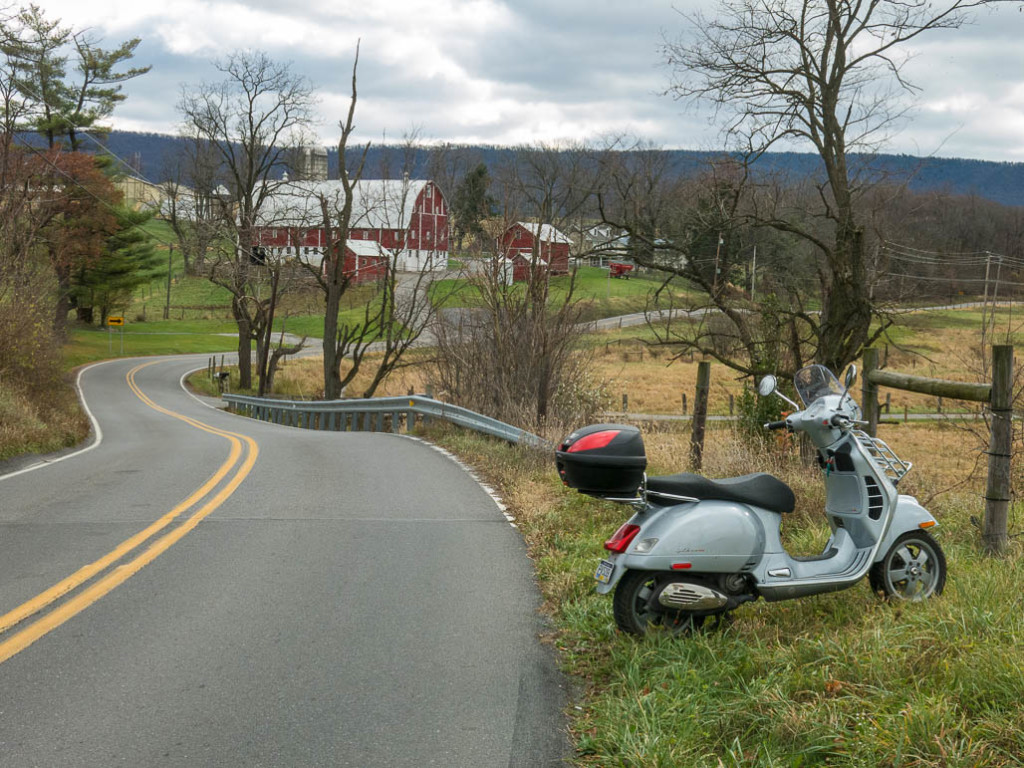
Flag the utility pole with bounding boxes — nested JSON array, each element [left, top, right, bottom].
[[713, 232, 723, 295], [749, 244, 757, 301], [980, 250, 992, 357], [990, 254, 1003, 343]]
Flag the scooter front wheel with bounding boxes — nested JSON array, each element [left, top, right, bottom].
[[612, 570, 707, 637], [869, 531, 947, 601]]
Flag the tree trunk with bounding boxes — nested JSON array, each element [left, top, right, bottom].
[[818, 228, 872, 372], [233, 298, 253, 390], [322, 266, 342, 399], [52, 261, 72, 336]]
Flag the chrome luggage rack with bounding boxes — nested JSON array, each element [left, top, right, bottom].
[[852, 430, 912, 483]]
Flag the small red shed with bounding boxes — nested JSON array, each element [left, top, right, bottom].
[[498, 253, 549, 283], [500, 222, 571, 275], [313, 240, 389, 285]]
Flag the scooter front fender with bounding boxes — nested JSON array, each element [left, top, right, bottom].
[[873, 495, 939, 562]]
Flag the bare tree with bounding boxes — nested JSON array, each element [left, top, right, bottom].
[[160, 130, 222, 276], [432, 258, 600, 432], [662, 0, 993, 372], [177, 50, 315, 389], [431, 142, 607, 430]]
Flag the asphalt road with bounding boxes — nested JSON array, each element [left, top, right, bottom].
[[0, 356, 568, 767]]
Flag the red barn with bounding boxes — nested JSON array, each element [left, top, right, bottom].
[[253, 177, 449, 272], [500, 222, 571, 276]]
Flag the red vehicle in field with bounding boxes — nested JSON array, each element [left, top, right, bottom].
[[609, 262, 634, 279]]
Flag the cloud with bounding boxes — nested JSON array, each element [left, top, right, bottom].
[[26, 0, 1024, 161]]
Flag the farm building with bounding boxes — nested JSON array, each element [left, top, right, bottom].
[[500, 222, 571, 276], [497, 253, 549, 284], [252, 177, 449, 272]]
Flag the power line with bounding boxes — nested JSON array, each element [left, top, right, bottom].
[[877, 272, 1024, 288]]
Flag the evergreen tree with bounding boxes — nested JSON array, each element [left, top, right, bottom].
[[72, 206, 163, 325], [451, 162, 494, 250], [2, 5, 149, 149], [2, 5, 71, 148]]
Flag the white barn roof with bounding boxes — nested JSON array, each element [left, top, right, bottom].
[[255, 179, 432, 229], [345, 239, 393, 259], [516, 222, 572, 244]]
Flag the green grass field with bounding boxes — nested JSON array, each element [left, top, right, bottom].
[[431, 266, 701, 320]]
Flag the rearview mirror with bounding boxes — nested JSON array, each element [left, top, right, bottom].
[[844, 365, 857, 389], [758, 375, 777, 397]]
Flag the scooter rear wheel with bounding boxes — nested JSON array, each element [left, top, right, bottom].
[[869, 531, 947, 601], [612, 570, 707, 636]]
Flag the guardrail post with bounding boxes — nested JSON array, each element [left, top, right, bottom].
[[984, 344, 1013, 556], [392, 411, 400, 433]]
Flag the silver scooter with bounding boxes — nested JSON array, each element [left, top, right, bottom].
[[555, 364, 947, 636]]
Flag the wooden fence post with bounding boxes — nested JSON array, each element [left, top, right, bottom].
[[622, 393, 628, 412], [690, 362, 711, 471], [984, 345, 1013, 555], [862, 347, 879, 437], [681, 393, 688, 416]]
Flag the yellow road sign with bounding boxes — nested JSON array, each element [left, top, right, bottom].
[[107, 316, 124, 327]]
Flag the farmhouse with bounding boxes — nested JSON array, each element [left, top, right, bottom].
[[253, 177, 449, 272], [500, 222, 572, 276]]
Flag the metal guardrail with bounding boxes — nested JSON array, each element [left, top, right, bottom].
[[222, 393, 550, 449]]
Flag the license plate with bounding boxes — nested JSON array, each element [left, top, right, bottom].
[[595, 559, 615, 584]]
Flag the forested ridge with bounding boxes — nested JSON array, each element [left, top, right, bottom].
[[102, 130, 1024, 207]]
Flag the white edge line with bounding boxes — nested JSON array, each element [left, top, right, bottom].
[[0, 362, 106, 482], [180, 366, 225, 410], [396, 435, 518, 528]]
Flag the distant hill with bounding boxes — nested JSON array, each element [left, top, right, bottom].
[[100, 130, 1024, 208]]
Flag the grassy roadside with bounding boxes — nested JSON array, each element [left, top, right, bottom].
[[424, 421, 1024, 766], [0, 379, 90, 462]]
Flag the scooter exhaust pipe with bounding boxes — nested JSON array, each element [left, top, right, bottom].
[[656, 582, 730, 611]]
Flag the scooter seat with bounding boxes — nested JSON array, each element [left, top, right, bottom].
[[646, 472, 796, 514]]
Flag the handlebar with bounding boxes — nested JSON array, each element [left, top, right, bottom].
[[764, 420, 788, 431], [830, 414, 869, 428]]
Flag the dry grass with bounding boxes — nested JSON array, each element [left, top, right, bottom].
[[268, 349, 436, 399], [0, 377, 90, 462], [589, 311, 1009, 416]]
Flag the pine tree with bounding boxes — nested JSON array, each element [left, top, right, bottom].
[[72, 206, 163, 325]]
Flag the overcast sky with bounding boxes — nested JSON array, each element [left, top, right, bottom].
[[34, 0, 1024, 162]]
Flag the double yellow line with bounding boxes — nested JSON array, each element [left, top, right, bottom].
[[0, 360, 258, 664]]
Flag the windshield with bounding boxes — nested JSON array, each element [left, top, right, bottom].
[[793, 365, 844, 406]]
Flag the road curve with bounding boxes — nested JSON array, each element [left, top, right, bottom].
[[0, 355, 568, 767]]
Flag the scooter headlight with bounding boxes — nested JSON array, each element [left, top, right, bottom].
[[633, 537, 659, 553]]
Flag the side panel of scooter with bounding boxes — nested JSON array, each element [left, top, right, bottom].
[[613, 500, 767, 574], [872, 495, 939, 562]]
